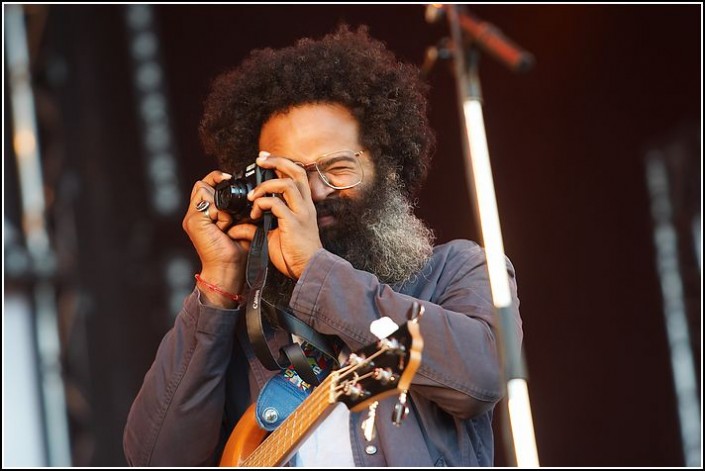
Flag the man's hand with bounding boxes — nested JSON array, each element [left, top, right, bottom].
[[242, 152, 323, 279], [184, 170, 254, 307]]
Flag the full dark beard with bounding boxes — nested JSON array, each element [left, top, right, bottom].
[[263, 176, 435, 318]]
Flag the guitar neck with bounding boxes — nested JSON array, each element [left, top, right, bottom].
[[240, 374, 336, 467]]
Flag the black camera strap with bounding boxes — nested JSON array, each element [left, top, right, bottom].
[[244, 211, 339, 386]]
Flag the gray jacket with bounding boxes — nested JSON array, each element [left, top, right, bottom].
[[124, 240, 523, 466]]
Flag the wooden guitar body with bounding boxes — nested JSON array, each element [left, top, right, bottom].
[[219, 404, 267, 466]]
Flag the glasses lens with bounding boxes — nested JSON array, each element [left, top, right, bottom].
[[316, 151, 363, 189]]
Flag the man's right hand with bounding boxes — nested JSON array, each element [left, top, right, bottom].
[[183, 170, 255, 308]]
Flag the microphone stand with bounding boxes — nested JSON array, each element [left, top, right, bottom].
[[425, 5, 539, 467]]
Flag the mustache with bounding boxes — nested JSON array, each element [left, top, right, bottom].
[[314, 197, 355, 218]]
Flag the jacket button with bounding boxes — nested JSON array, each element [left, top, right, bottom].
[[365, 445, 377, 455]]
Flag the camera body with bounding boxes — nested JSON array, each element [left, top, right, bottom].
[[214, 163, 276, 222]]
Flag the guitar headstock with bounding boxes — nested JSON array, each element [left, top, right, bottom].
[[331, 318, 423, 412]]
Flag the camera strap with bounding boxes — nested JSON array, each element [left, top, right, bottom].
[[244, 211, 339, 386]]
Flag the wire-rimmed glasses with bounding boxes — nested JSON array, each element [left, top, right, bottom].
[[295, 149, 365, 190]]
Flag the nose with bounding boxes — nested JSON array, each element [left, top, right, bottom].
[[307, 173, 336, 202]]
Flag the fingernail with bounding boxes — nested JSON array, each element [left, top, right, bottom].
[[222, 172, 232, 179], [247, 189, 254, 200], [257, 151, 270, 161]]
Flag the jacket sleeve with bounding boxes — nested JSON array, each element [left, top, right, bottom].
[[288, 240, 523, 420], [123, 289, 242, 466]]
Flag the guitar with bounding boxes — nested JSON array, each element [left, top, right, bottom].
[[219, 316, 423, 467]]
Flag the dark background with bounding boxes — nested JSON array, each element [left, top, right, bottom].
[[5, 4, 701, 467]]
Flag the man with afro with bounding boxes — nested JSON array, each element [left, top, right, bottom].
[[124, 25, 522, 467]]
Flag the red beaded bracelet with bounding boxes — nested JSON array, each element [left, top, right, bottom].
[[195, 274, 244, 303]]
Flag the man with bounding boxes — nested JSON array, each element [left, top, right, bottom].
[[124, 26, 522, 466]]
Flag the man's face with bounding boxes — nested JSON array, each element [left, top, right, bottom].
[[258, 102, 375, 227], [259, 103, 433, 286]]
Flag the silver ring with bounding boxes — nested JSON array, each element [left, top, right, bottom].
[[195, 200, 210, 212]]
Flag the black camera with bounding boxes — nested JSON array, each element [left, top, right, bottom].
[[214, 163, 276, 222]]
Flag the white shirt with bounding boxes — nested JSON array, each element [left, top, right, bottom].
[[294, 402, 355, 467]]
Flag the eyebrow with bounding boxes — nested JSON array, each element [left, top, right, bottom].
[[320, 154, 356, 165], [295, 152, 357, 170]]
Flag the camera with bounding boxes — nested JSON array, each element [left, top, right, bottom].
[[214, 163, 276, 222]]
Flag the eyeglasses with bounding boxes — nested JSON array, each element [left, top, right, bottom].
[[295, 150, 365, 190]]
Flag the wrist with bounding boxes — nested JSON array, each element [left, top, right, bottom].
[[198, 290, 240, 309], [195, 273, 244, 309], [199, 267, 244, 295]]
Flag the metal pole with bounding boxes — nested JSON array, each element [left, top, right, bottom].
[[427, 4, 540, 466]]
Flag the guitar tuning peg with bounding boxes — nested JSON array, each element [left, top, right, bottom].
[[392, 390, 410, 426], [361, 401, 378, 442]]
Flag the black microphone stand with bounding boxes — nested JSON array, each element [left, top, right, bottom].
[[425, 5, 539, 467]]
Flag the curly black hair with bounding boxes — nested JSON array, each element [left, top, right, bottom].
[[199, 25, 435, 197]]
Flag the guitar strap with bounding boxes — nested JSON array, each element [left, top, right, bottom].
[[254, 341, 335, 432], [245, 212, 339, 387]]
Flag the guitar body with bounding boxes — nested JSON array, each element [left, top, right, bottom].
[[219, 404, 267, 467]]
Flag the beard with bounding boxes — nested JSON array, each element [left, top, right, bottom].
[[316, 175, 435, 286], [264, 174, 436, 315]]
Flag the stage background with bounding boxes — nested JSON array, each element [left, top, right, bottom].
[[4, 4, 701, 466]]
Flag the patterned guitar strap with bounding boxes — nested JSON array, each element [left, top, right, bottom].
[[254, 340, 338, 431]]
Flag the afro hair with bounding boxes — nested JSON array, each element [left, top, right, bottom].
[[199, 25, 435, 197]]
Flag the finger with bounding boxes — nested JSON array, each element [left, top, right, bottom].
[[202, 170, 233, 188], [248, 177, 313, 214], [189, 186, 219, 222], [190, 182, 215, 204], [184, 203, 216, 229], [255, 152, 312, 200], [215, 208, 234, 231], [190, 180, 234, 225], [190, 170, 233, 199], [201, 201, 225, 224], [226, 222, 257, 242], [249, 196, 293, 222], [226, 223, 256, 252], [183, 200, 213, 232]]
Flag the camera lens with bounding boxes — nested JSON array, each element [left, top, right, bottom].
[[213, 163, 274, 223], [214, 179, 253, 220]]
